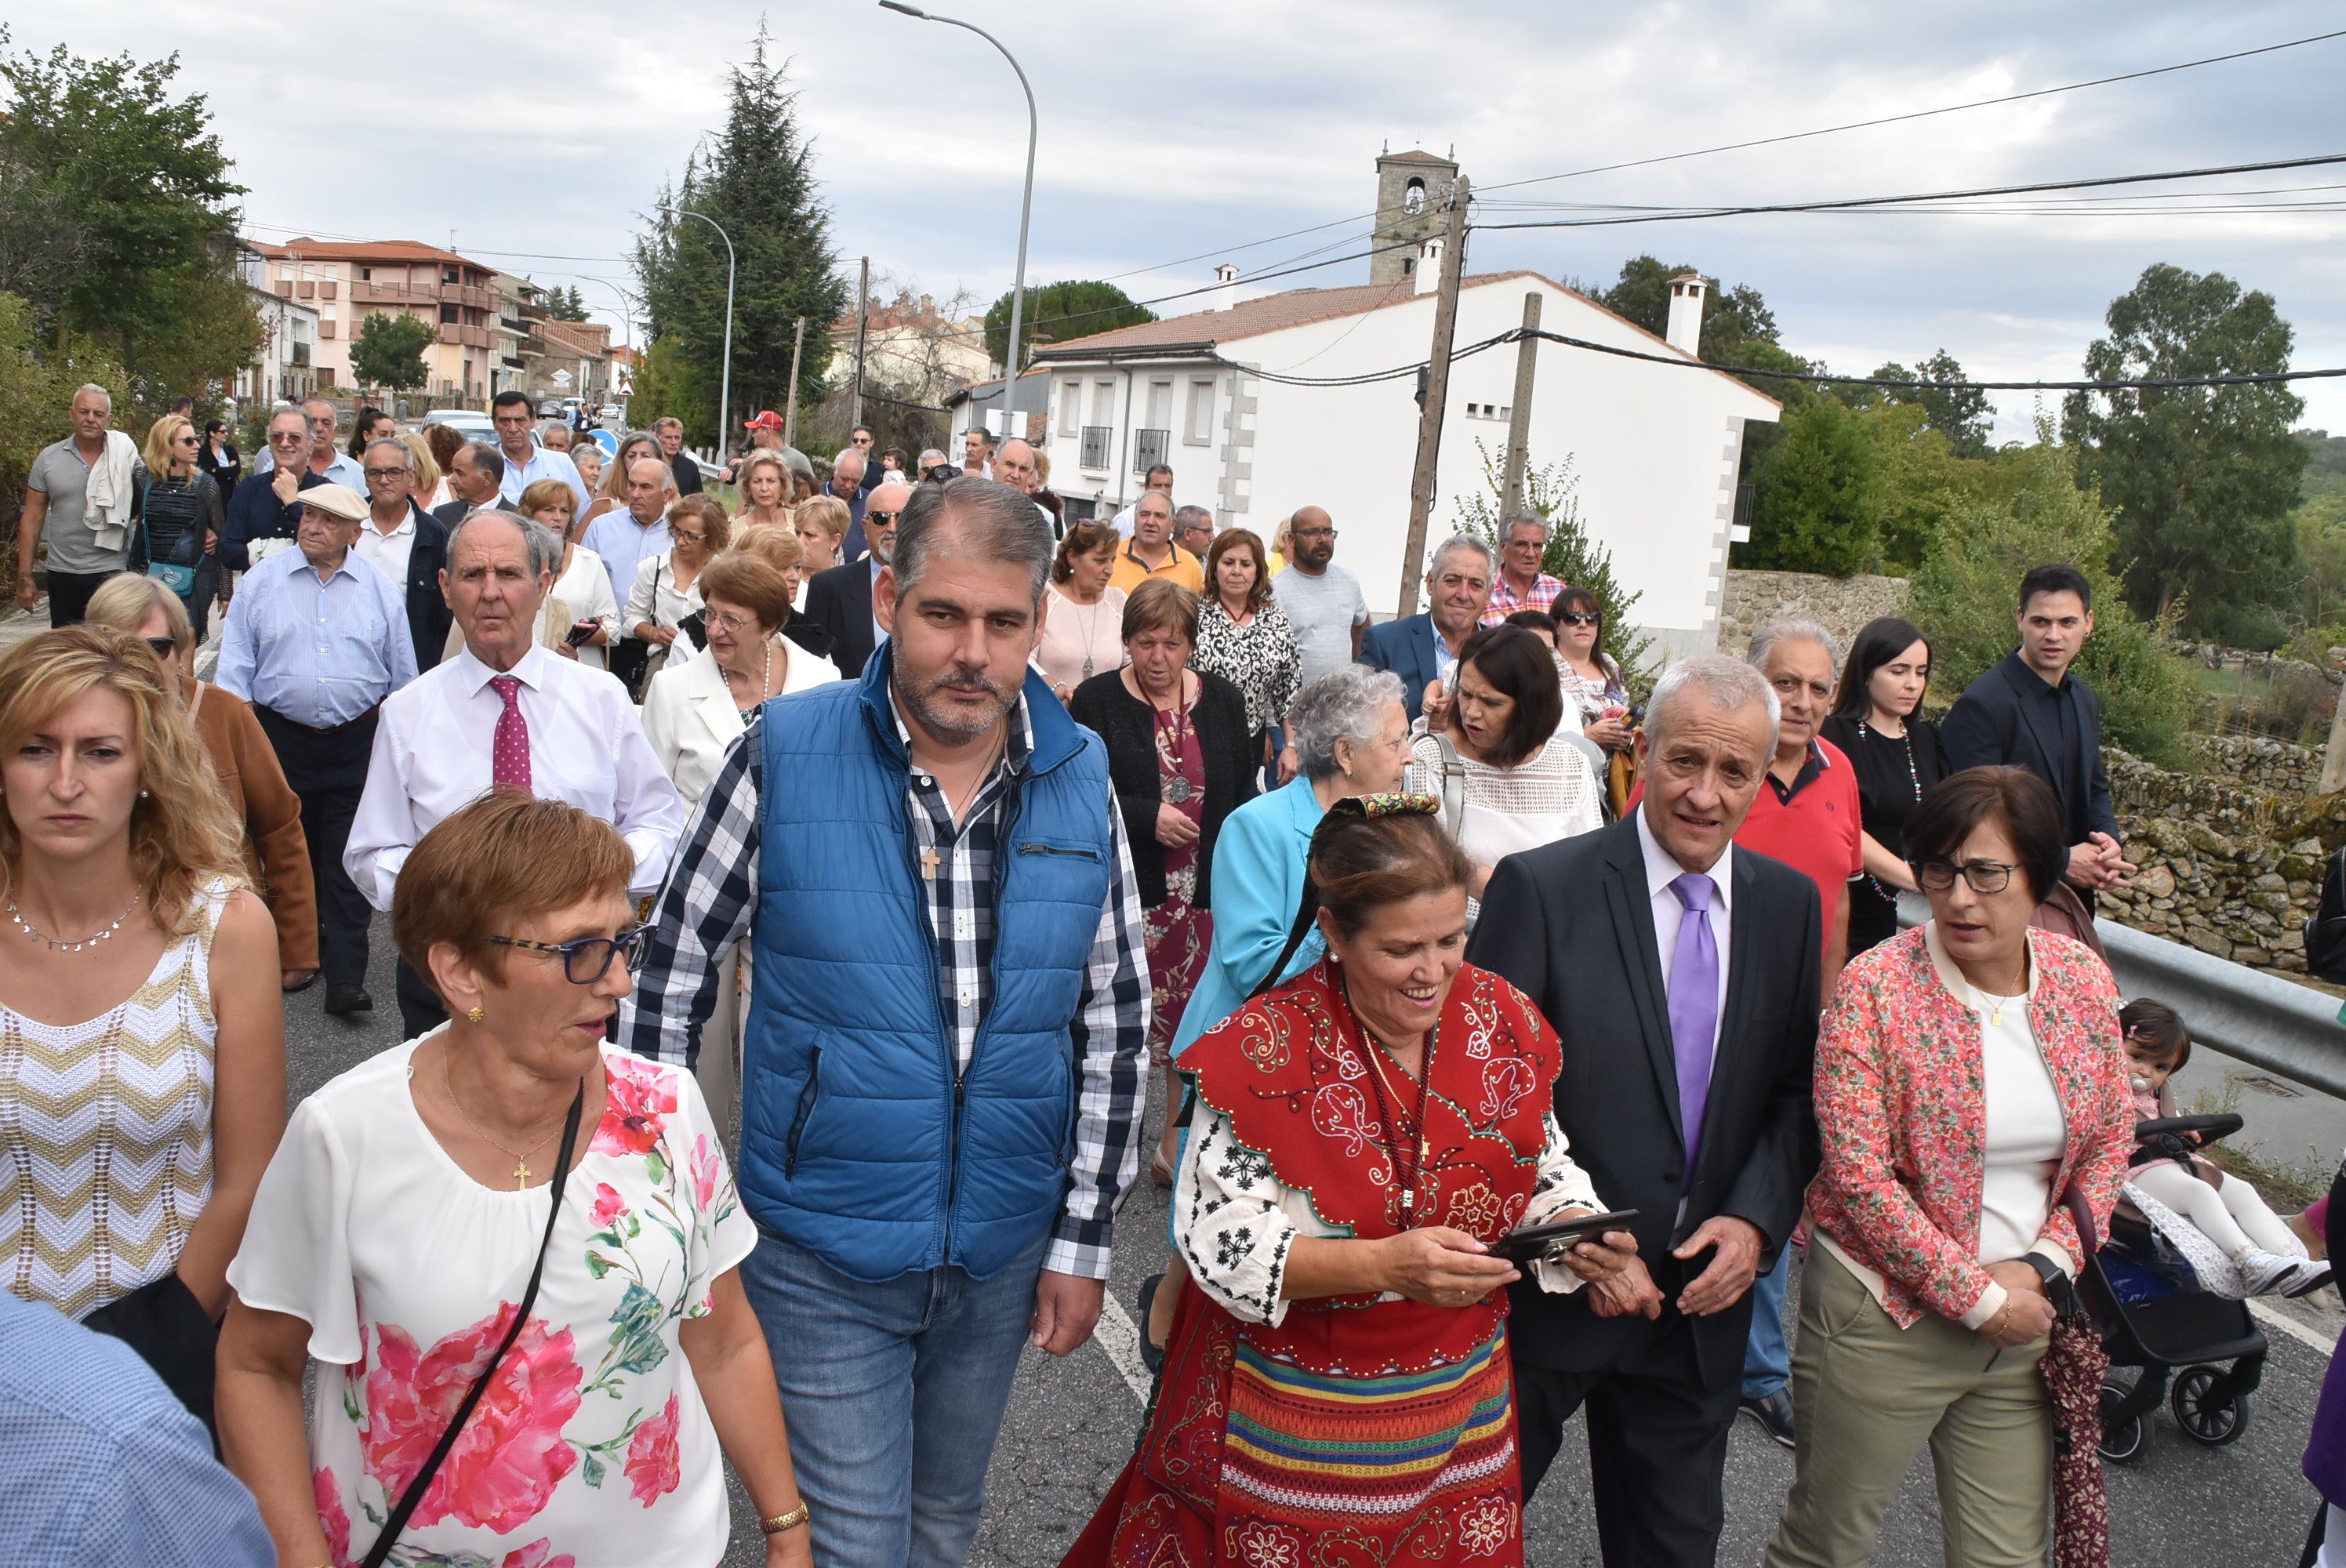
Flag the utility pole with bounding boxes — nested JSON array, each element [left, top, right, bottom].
[[783, 317, 806, 451], [1397, 174, 1469, 619], [851, 256, 870, 429], [1501, 292, 1541, 516]]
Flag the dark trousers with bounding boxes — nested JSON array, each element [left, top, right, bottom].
[[253, 704, 377, 991], [396, 956, 448, 1040], [46, 569, 117, 626], [1515, 1312, 1741, 1568]]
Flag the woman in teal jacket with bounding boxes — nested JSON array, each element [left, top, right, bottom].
[[1142, 665, 1411, 1356]]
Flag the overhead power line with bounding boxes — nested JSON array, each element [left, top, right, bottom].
[[1476, 26, 2346, 196], [1469, 151, 2346, 230]]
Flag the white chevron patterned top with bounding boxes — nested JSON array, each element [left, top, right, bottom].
[[0, 880, 230, 1319]]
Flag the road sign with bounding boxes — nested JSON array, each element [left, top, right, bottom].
[[588, 428, 619, 460]]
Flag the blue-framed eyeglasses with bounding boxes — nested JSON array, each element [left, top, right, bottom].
[[488, 925, 651, 983]]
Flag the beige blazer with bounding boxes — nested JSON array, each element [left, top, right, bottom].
[[640, 638, 842, 807]]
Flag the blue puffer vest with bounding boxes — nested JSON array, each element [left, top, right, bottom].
[[740, 644, 1115, 1283]]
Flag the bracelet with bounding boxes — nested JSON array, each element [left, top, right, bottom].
[[761, 1503, 811, 1535]]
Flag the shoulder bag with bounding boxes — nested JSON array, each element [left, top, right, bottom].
[[140, 474, 199, 598], [1427, 731, 1469, 844], [361, 1081, 585, 1568]]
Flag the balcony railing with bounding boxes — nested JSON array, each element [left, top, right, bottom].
[[1133, 428, 1171, 474], [437, 323, 492, 350], [1080, 425, 1111, 471]]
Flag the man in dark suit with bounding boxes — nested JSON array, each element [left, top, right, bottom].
[[656, 416, 703, 495], [1469, 652, 1821, 1568], [428, 442, 504, 530], [1940, 562, 2134, 896], [1356, 532, 1493, 721], [357, 437, 453, 671], [801, 478, 908, 679]]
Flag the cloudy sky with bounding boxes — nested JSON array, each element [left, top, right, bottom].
[[24, 2, 2346, 437]]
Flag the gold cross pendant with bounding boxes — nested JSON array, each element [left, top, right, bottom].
[[919, 846, 942, 880], [513, 1160, 531, 1189]]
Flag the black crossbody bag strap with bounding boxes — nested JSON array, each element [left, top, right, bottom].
[[361, 1080, 586, 1568]]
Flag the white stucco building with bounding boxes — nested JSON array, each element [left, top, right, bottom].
[[987, 252, 1778, 659]]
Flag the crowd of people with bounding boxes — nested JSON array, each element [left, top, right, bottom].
[[3, 385, 2341, 1568]]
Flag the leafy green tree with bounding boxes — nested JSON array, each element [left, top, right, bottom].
[[1451, 441, 1654, 691], [1908, 421, 2198, 764], [625, 336, 710, 445], [0, 290, 125, 595], [0, 28, 256, 409], [542, 285, 590, 322], [632, 25, 848, 447], [982, 281, 1157, 371], [1738, 394, 1884, 575], [2061, 263, 2304, 640], [348, 310, 435, 392], [2297, 427, 2346, 498], [1867, 349, 1992, 456]]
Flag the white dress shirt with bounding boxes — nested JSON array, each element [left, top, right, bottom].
[[344, 643, 687, 909], [495, 441, 590, 517], [354, 505, 417, 590], [1635, 807, 1733, 1062], [549, 545, 621, 673]]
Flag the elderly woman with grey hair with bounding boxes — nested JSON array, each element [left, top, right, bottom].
[[1138, 666, 1413, 1352]]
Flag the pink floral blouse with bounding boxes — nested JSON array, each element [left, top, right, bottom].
[[227, 1040, 754, 1568], [1806, 926, 2135, 1328]]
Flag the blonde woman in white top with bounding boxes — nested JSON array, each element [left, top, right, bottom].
[[1405, 624, 1601, 916], [1033, 518, 1127, 702], [0, 625, 285, 1433], [626, 493, 727, 684], [518, 479, 621, 671], [735, 450, 795, 535]]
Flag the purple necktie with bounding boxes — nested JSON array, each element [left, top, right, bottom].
[[490, 676, 530, 793], [1668, 872, 1720, 1164]]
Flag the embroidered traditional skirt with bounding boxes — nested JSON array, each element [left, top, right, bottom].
[[1062, 1292, 1526, 1566]]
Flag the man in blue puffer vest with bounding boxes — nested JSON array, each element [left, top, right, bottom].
[[622, 476, 1149, 1566]]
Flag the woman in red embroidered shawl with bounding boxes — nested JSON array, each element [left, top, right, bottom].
[[1062, 794, 1638, 1567]]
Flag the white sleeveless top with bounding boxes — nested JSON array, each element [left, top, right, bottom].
[[0, 879, 231, 1318]]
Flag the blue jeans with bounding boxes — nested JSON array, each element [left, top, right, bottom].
[[1742, 1242, 1792, 1400], [737, 1223, 1048, 1568]]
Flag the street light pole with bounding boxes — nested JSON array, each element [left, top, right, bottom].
[[879, 2, 1037, 448], [658, 204, 735, 470]]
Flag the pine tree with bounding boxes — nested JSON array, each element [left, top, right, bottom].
[[631, 25, 849, 448]]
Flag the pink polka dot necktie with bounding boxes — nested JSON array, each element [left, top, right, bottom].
[[490, 675, 530, 793]]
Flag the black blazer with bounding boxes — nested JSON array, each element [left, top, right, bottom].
[[803, 558, 877, 677], [394, 505, 453, 672], [1940, 649, 2119, 842], [428, 498, 471, 531], [1467, 815, 1821, 1387], [1068, 669, 1258, 909]]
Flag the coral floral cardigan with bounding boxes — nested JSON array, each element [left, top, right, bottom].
[[1807, 924, 2135, 1328]]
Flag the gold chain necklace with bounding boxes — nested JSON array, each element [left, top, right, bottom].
[[441, 1047, 568, 1189]]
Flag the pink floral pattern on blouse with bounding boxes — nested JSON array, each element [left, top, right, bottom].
[[1806, 926, 2135, 1327]]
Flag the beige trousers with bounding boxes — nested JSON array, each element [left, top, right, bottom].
[[1762, 1246, 2051, 1568]]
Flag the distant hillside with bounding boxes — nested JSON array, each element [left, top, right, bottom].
[[2302, 429, 2346, 496]]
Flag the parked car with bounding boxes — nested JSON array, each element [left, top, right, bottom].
[[597, 404, 624, 425], [421, 408, 496, 443]]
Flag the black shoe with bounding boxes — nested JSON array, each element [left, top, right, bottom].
[[323, 983, 374, 1015], [1740, 1387, 1795, 1448], [1136, 1274, 1166, 1375]]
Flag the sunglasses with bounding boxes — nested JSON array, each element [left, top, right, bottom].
[[1556, 611, 1600, 626], [141, 636, 178, 660], [866, 510, 898, 527], [670, 528, 708, 544]]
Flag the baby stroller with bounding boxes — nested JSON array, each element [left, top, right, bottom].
[[2076, 1112, 2270, 1463]]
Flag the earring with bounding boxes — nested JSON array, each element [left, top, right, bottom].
[[139, 789, 149, 799], [466, 1006, 485, 1024]]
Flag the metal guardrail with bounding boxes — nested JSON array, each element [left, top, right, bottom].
[[1899, 892, 2346, 1098]]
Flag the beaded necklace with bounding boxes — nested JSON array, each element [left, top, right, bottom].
[[1855, 713, 1922, 910]]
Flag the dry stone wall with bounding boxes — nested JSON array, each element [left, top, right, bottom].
[[2184, 735, 2323, 797], [1717, 570, 1910, 659]]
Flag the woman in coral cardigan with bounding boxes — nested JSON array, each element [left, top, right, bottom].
[[1763, 766, 2134, 1568]]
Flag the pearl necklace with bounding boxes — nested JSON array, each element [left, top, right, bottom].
[[10, 892, 140, 953]]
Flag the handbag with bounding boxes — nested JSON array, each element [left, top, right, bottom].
[[1427, 731, 1469, 843], [2043, 1184, 2114, 1568], [361, 1082, 585, 1568]]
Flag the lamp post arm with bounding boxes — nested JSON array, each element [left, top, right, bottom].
[[658, 205, 738, 470]]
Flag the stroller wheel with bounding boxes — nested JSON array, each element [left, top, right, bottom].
[[2171, 1365, 2252, 1446], [2098, 1379, 2148, 1464]]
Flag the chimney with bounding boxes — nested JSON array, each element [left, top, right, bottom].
[[1665, 273, 1706, 357], [1415, 238, 1443, 296], [1213, 263, 1237, 313]]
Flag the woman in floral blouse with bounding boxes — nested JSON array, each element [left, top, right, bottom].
[[219, 794, 812, 1568], [1191, 527, 1300, 779], [1763, 767, 2133, 1568]]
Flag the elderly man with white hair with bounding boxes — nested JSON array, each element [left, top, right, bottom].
[[1469, 654, 1821, 1568], [17, 382, 139, 623], [345, 510, 686, 1037], [1484, 508, 1564, 624]]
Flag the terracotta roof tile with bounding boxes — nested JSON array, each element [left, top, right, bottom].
[[243, 236, 490, 271]]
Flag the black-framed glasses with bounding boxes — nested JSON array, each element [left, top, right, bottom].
[[1914, 859, 2017, 895], [1556, 611, 1600, 626], [364, 466, 409, 481], [141, 637, 177, 661], [866, 510, 898, 527], [488, 925, 650, 983]]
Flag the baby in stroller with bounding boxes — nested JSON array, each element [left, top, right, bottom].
[[2121, 998, 2330, 1298]]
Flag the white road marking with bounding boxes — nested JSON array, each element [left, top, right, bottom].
[[1093, 1293, 1154, 1403], [2249, 1297, 2341, 1356]]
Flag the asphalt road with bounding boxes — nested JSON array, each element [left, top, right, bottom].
[[284, 917, 2343, 1567]]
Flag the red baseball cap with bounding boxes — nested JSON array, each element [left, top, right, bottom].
[[744, 410, 783, 430]]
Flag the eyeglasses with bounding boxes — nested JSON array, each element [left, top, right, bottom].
[[488, 925, 650, 984], [706, 609, 761, 635], [267, 430, 307, 445], [171, 433, 199, 445], [1556, 611, 1600, 626], [141, 637, 178, 661], [363, 466, 409, 481], [866, 510, 898, 527], [1914, 859, 2018, 895], [670, 528, 708, 544]]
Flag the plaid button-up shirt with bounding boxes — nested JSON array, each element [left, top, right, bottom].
[[620, 698, 1150, 1280], [1480, 571, 1563, 624]]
